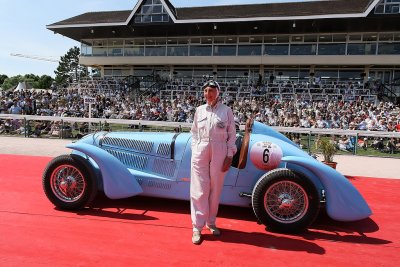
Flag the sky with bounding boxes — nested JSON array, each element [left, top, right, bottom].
[[0, 0, 307, 78]]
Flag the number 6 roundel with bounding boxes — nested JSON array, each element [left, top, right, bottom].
[[249, 141, 283, 170]]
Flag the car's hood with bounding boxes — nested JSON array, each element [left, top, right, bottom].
[[76, 131, 191, 161]]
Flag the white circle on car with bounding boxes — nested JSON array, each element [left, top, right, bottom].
[[250, 141, 283, 170]]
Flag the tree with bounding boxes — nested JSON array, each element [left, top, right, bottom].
[[54, 46, 88, 85], [0, 74, 8, 87], [37, 75, 54, 89], [0, 74, 54, 90], [23, 73, 39, 88], [1, 75, 23, 90]]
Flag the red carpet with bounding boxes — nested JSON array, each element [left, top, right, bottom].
[[0, 154, 399, 267]]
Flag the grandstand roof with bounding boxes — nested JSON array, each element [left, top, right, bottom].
[[174, 0, 375, 20], [47, 0, 399, 41], [48, 0, 378, 27], [50, 11, 131, 26]]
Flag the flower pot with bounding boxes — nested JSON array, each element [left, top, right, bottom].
[[322, 161, 337, 169]]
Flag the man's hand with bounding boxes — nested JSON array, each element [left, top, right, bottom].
[[222, 156, 233, 172]]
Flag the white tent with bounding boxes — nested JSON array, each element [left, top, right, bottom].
[[14, 81, 32, 92]]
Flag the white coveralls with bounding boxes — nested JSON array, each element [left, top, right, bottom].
[[190, 102, 237, 232]]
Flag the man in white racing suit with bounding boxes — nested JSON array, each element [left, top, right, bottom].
[[190, 80, 237, 244]]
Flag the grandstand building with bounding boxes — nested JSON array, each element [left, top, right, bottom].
[[47, 0, 400, 102]]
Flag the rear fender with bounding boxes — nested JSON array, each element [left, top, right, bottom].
[[67, 143, 143, 199], [281, 156, 372, 221]]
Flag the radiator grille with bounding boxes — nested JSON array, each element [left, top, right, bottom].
[[153, 158, 176, 177], [102, 137, 153, 153], [105, 149, 148, 170]]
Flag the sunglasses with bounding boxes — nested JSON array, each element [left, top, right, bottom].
[[202, 80, 220, 90]]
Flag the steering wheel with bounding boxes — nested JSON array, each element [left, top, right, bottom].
[[237, 118, 253, 169]]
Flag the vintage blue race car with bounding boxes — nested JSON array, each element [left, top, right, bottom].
[[42, 119, 372, 233]]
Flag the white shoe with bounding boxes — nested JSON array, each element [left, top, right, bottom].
[[192, 231, 202, 244]]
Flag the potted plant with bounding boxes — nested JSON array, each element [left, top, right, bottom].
[[318, 138, 338, 169]]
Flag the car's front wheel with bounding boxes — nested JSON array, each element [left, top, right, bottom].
[[42, 155, 98, 210], [252, 168, 320, 233]]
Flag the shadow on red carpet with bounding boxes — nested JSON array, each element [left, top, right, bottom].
[[75, 194, 390, 247]]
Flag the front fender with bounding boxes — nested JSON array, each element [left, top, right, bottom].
[[66, 143, 143, 199], [282, 156, 372, 221]]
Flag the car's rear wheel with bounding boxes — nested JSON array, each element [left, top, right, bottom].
[[42, 155, 97, 210], [252, 168, 320, 233]]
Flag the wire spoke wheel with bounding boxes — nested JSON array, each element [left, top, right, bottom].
[[51, 164, 86, 202], [252, 168, 320, 233], [43, 155, 97, 210], [264, 180, 308, 223]]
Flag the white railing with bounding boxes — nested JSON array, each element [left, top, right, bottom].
[[1, 114, 399, 139]]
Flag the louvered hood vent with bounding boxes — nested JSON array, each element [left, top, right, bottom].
[[102, 136, 153, 153], [153, 158, 176, 177], [97, 132, 189, 160], [156, 142, 171, 156], [104, 149, 148, 170]]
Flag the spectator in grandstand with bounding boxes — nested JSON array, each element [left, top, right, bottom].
[[177, 107, 187, 122], [7, 119, 24, 135], [0, 120, 5, 134], [385, 137, 398, 154], [8, 100, 22, 114], [0, 100, 7, 114], [377, 118, 388, 131], [371, 138, 385, 151], [358, 137, 368, 151], [299, 116, 311, 128], [29, 121, 44, 138], [395, 119, 400, 132], [316, 116, 328, 128], [3, 119, 12, 134], [355, 115, 368, 130], [387, 119, 396, 132], [367, 119, 378, 131], [47, 121, 61, 138], [329, 114, 341, 129], [190, 80, 237, 245], [186, 110, 195, 123], [338, 135, 352, 152]]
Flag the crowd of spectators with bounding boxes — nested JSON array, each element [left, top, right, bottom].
[[1, 78, 399, 152]]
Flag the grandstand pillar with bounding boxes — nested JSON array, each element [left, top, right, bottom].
[[310, 65, 316, 74], [259, 65, 264, 79], [363, 66, 370, 85], [100, 67, 105, 78], [212, 65, 218, 79], [169, 66, 174, 81], [309, 65, 316, 84]]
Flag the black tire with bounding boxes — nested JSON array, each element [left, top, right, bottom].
[[252, 168, 320, 233], [42, 154, 98, 210]]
